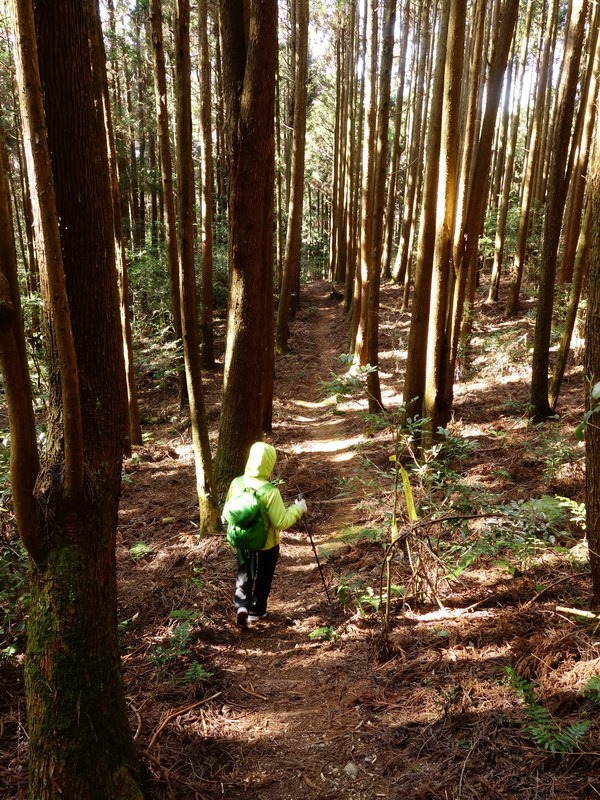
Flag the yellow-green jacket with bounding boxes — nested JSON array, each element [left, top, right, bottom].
[[225, 442, 303, 550]]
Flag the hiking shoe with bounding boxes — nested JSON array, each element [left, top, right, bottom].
[[236, 607, 248, 627], [248, 610, 267, 621]]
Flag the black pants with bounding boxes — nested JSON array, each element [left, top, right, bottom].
[[234, 545, 280, 616]]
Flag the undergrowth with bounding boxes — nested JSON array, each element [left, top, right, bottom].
[[505, 667, 595, 755], [325, 375, 587, 616]]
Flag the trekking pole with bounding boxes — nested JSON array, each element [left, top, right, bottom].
[[297, 494, 333, 604]]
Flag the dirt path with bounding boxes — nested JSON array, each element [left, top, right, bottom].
[[203, 284, 380, 800], [116, 281, 387, 800]]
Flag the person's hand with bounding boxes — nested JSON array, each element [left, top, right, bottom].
[[295, 497, 307, 514]]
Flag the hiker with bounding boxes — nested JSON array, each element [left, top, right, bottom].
[[224, 441, 307, 627]]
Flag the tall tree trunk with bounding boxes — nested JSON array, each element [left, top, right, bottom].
[[174, 0, 219, 530], [87, 0, 142, 450], [124, 63, 140, 252], [352, 0, 378, 367], [585, 144, 600, 607], [149, 133, 159, 251], [149, 0, 186, 407], [12, 0, 144, 794], [455, 0, 520, 354], [0, 126, 39, 558], [334, 19, 348, 284], [329, 23, 342, 281], [215, 0, 278, 490], [559, 1, 600, 285], [343, 0, 359, 312], [446, 0, 519, 411], [454, 0, 486, 258], [422, 0, 467, 434], [504, 0, 558, 317], [381, 0, 410, 281], [486, 1, 534, 303], [198, 0, 216, 369], [530, 0, 589, 422], [391, 0, 430, 288], [402, 0, 444, 419], [276, 0, 309, 354], [550, 14, 600, 409], [366, 0, 396, 412]]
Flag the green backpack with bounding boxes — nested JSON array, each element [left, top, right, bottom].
[[223, 479, 272, 554]]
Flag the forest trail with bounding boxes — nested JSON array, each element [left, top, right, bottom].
[[198, 282, 381, 799], [116, 280, 390, 800], [4, 281, 599, 799], [110, 281, 600, 800]]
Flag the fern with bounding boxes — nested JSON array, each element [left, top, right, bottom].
[[179, 661, 213, 684], [527, 704, 591, 754], [582, 675, 600, 706], [505, 667, 591, 754]]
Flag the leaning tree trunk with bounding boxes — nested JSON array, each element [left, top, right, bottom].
[[12, 0, 144, 795], [174, 0, 219, 531]]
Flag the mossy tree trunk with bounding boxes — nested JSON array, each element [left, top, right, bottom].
[[9, 0, 144, 795]]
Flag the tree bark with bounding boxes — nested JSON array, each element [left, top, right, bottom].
[[0, 126, 39, 558], [215, 0, 278, 489], [585, 144, 600, 606], [11, 0, 144, 794], [87, 0, 142, 450], [352, 0, 378, 367], [365, 0, 396, 412], [174, 0, 219, 530], [446, 0, 519, 408], [504, 0, 558, 317], [149, 0, 186, 407], [423, 0, 467, 434], [198, 0, 216, 369], [276, 0, 309, 354], [391, 0, 430, 289], [486, 1, 533, 303], [530, 0, 589, 422]]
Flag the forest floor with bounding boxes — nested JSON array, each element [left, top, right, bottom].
[[3, 279, 600, 799]]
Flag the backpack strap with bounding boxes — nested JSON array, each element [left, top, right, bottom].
[[241, 478, 273, 499]]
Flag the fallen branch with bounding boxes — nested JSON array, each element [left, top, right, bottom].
[[147, 692, 222, 751], [521, 574, 581, 609], [238, 683, 268, 701], [402, 602, 489, 622], [555, 606, 600, 620]]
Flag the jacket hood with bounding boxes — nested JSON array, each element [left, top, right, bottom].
[[244, 442, 277, 480]]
